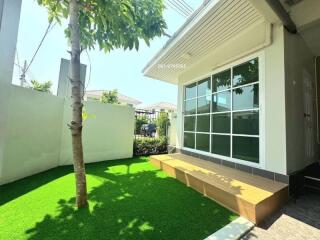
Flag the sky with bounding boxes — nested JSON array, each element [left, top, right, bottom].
[[12, 0, 202, 107]]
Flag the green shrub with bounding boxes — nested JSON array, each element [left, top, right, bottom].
[[30, 80, 52, 93], [101, 89, 120, 104], [135, 115, 148, 134], [134, 137, 168, 156], [156, 112, 170, 137]]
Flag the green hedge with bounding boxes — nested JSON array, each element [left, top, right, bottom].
[[134, 137, 168, 156]]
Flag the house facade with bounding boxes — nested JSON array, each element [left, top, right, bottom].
[[85, 90, 142, 107], [142, 102, 177, 112], [144, 0, 320, 181]]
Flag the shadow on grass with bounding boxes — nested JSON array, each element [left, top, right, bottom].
[[4, 157, 237, 240], [0, 166, 73, 206]]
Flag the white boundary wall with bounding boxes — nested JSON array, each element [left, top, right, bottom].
[[0, 84, 135, 185]]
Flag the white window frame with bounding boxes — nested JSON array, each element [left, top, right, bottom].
[[181, 51, 265, 169]]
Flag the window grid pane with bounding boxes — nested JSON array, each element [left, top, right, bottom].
[[232, 84, 259, 111], [197, 95, 211, 114], [185, 82, 197, 100], [212, 91, 231, 112], [196, 133, 210, 152], [197, 114, 210, 132], [212, 69, 231, 92], [183, 58, 260, 164], [198, 77, 211, 96]]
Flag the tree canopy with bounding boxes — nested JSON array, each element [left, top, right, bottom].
[[30, 80, 52, 93], [37, 0, 167, 51], [101, 89, 119, 104]]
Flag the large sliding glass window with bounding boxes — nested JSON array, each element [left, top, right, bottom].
[[183, 58, 259, 164]]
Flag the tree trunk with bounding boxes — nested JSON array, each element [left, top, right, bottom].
[[69, 0, 88, 208]]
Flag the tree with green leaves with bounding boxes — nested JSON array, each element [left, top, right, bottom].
[[135, 115, 148, 134], [156, 112, 170, 137], [30, 80, 52, 93], [37, 0, 166, 208], [101, 89, 119, 104]]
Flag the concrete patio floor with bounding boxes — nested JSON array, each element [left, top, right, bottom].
[[242, 192, 320, 240]]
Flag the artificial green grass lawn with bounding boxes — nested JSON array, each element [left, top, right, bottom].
[[0, 157, 237, 240]]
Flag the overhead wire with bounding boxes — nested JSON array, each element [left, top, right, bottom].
[[25, 21, 57, 74], [168, 0, 191, 17], [165, 0, 189, 18], [176, 0, 194, 13], [172, 0, 193, 15], [15, 48, 21, 76]]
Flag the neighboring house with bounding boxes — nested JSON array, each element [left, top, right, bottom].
[[85, 90, 142, 107], [142, 102, 177, 112], [144, 0, 320, 188]]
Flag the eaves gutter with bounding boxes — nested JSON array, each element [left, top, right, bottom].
[[265, 0, 297, 34]]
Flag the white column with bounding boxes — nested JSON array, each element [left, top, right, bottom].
[[0, 0, 22, 184]]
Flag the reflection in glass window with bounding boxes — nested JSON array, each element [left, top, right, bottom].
[[185, 82, 197, 99], [211, 135, 230, 157], [184, 133, 195, 149], [212, 69, 231, 92], [197, 114, 210, 132], [233, 136, 259, 163], [197, 96, 211, 114], [185, 99, 196, 115], [196, 134, 210, 152], [233, 111, 259, 135], [212, 91, 231, 112], [183, 58, 260, 164], [184, 116, 196, 132], [212, 113, 230, 133], [198, 78, 211, 96], [233, 58, 258, 87], [233, 84, 259, 110]]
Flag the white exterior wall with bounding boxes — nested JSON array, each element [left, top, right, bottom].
[[168, 112, 177, 147], [263, 26, 287, 174], [284, 31, 318, 174], [0, 86, 64, 184], [0, 85, 135, 185], [176, 23, 288, 174], [0, 0, 21, 85], [0, 0, 22, 184], [59, 100, 135, 165]]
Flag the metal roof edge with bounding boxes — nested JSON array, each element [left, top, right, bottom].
[[142, 0, 220, 76]]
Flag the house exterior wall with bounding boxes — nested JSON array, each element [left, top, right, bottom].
[[284, 31, 318, 174], [168, 112, 177, 147], [176, 23, 288, 175], [264, 26, 287, 174]]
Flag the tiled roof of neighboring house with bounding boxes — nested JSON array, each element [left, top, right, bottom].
[[85, 90, 142, 106], [142, 102, 177, 111]]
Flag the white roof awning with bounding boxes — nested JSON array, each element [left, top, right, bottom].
[[143, 0, 264, 84]]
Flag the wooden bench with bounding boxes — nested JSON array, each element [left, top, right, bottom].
[[150, 153, 289, 224]]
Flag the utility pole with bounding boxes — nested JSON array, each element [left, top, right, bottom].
[[19, 60, 27, 87]]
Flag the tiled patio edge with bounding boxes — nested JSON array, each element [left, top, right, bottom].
[[204, 217, 254, 240], [175, 149, 290, 184]]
